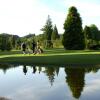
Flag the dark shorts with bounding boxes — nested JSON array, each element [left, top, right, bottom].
[[22, 48, 25, 51]]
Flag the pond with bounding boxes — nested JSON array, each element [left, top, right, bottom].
[[0, 64, 100, 100]]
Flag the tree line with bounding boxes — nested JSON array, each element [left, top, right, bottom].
[[62, 6, 100, 50], [0, 6, 100, 51]]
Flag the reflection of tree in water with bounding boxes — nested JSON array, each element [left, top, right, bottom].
[[65, 66, 100, 99], [0, 64, 18, 74], [92, 67, 99, 73], [44, 67, 56, 86], [23, 65, 28, 75], [65, 67, 85, 99], [85, 66, 100, 73], [55, 67, 60, 76], [0, 96, 10, 100]]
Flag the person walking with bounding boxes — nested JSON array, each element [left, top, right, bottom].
[[32, 40, 36, 53], [36, 40, 43, 54], [21, 42, 26, 54]]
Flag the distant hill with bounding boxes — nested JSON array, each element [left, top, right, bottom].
[[0, 33, 19, 38], [23, 34, 35, 38]]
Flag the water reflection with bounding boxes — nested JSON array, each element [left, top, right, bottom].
[[32, 66, 37, 74], [0, 97, 10, 100], [0, 64, 100, 100], [65, 68, 85, 99], [23, 65, 27, 75], [0, 64, 18, 74]]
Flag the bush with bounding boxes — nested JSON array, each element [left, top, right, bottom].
[[88, 44, 100, 50]]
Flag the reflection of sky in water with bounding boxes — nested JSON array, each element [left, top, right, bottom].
[[0, 66, 100, 100], [81, 70, 100, 100]]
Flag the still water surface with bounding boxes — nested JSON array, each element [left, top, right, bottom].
[[0, 64, 100, 100]]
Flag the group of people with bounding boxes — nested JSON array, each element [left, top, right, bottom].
[[21, 40, 43, 54]]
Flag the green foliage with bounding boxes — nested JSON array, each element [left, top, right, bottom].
[[62, 6, 85, 50], [20, 34, 36, 50], [84, 26, 91, 39], [0, 35, 4, 51], [89, 24, 100, 42], [51, 25, 59, 40], [0, 34, 12, 51], [0, 35, 7, 51], [11, 35, 19, 48], [26, 38, 35, 50], [84, 25, 100, 49], [23, 33, 35, 38], [52, 39, 63, 48], [41, 15, 53, 48], [83, 26, 91, 49], [15, 38, 21, 50], [34, 34, 45, 48], [6, 38, 12, 51]]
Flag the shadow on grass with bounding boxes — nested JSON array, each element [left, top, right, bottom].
[[0, 50, 22, 56], [44, 48, 100, 54]]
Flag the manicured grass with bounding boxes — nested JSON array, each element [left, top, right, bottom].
[[0, 49, 100, 65]]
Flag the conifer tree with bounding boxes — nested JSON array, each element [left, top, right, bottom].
[[41, 15, 53, 48], [51, 25, 59, 40], [62, 6, 85, 50]]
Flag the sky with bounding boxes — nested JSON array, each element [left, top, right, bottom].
[[0, 0, 100, 36]]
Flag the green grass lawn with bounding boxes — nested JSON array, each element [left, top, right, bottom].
[[0, 48, 100, 65]]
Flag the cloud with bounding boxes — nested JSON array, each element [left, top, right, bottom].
[[0, 0, 35, 36], [7, 82, 70, 100], [0, 0, 100, 36], [85, 79, 100, 92], [81, 79, 100, 100]]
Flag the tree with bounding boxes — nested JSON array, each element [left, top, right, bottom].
[[34, 34, 45, 48], [84, 24, 100, 49], [6, 37, 12, 51], [41, 15, 53, 48], [0, 33, 19, 51], [11, 35, 16, 48], [84, 26, 92, 39], [89, 24, 100, 44], [83, 25, 91, 49], [51, 25, 59, 40], [0, 34, 7, 51], [62, 6, 85, 50], [15, 38, 21, 50]]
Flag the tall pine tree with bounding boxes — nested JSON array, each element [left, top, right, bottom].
[[62, 6, 85, 50], [41, 15, 53, 48], [51, 25, 59, 40], [83, 25, 91, 49]]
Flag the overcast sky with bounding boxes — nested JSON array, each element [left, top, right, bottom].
[[0, 0, 100, 36]]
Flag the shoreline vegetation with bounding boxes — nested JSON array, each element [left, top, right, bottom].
[[0, 48, 100, 66]]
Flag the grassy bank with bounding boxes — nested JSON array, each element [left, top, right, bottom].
[[0, 49, 100, 65]]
